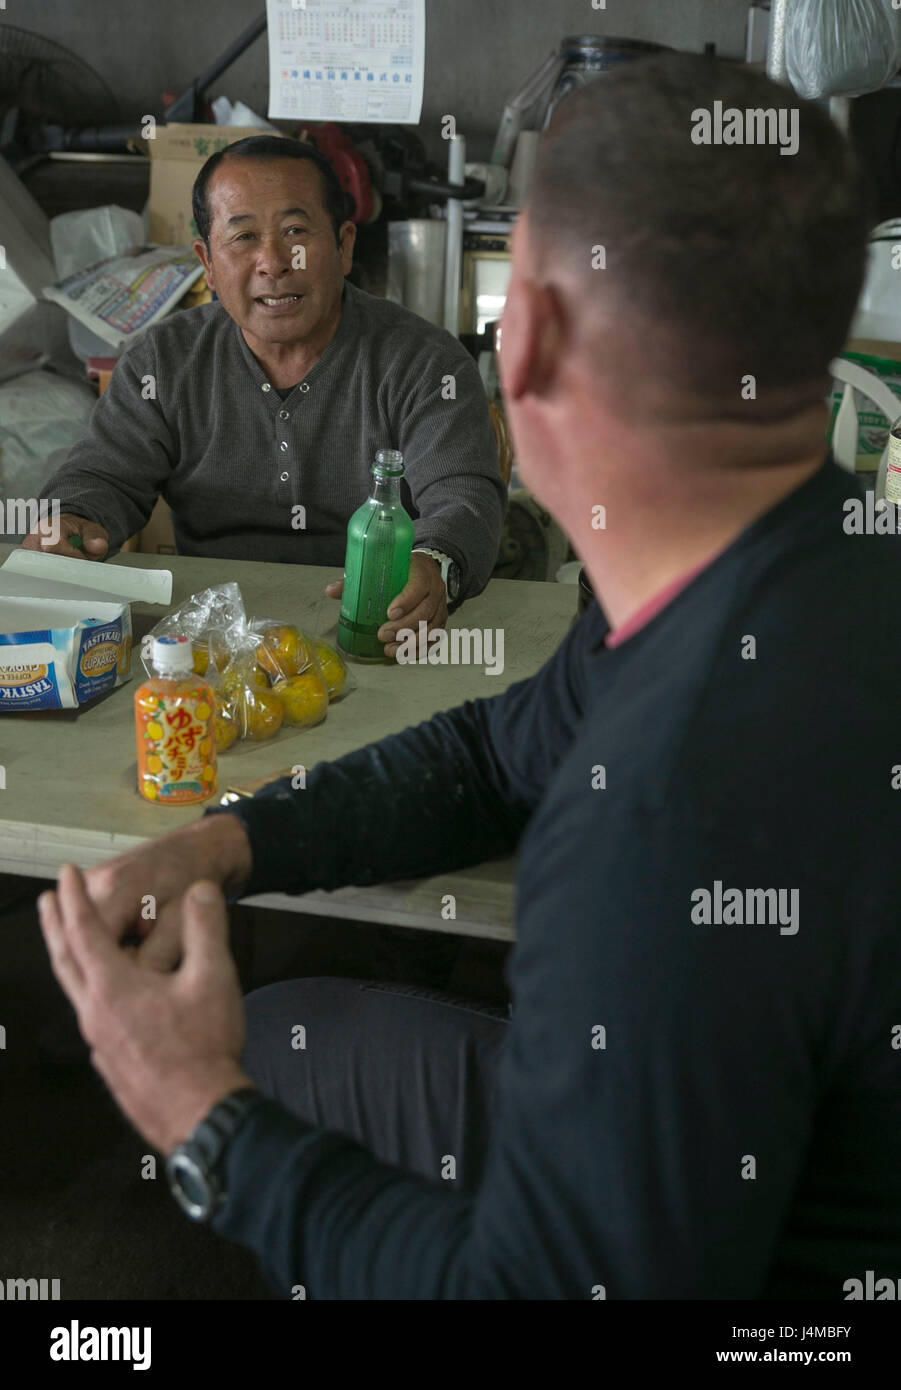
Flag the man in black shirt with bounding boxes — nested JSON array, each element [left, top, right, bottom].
[[39, 55, 901, 1298]]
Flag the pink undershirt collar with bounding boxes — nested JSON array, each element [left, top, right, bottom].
[[603, 554, 717, 649]]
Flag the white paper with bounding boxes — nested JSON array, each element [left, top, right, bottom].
[[266, 0, 425, 124], [42, 247, 204, 350], [0, 594, 126, 633], [0, 548, 173, 607]]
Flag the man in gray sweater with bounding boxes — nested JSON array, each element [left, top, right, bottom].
[[27, 137, 505, 647]]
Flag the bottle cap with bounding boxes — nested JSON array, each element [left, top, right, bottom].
[[152, 634, 194, 675], [373, 448, 404, 478]]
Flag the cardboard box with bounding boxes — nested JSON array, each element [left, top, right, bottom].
[[148, 124, 289, 245], [138, 496, 177, 555], [0, 548, 171, 710], [846, 338, 901, 361]]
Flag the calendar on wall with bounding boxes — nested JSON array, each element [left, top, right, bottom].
[[266, 0, 425, 123]]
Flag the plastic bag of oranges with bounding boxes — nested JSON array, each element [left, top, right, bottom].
[[211, 622, 328, 749], [308, 636, 353, 703], [251, 620, 352, 705], [140, 582, 244, 683], [142, 585, 353, 755]]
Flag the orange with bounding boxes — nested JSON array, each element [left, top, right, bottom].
[[213, 705, 239, 753], [238, 688, 284, 742], [192, 635, 230, 677], [220, 660, 269, 699], [313, 640, 348, 700], [273, 670, 328, 728], [256, 624, 314, 680]]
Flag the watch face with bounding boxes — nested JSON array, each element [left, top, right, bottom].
[[447, 563, 462, 602]]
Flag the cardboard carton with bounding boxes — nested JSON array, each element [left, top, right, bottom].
[[148, 124, 289, 245], [0, 548, 171, 710]]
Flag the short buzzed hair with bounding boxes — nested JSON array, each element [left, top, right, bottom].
[[528, 54, 873, 391]]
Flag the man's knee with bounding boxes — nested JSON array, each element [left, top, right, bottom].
[[242, 976, 366, 1090]]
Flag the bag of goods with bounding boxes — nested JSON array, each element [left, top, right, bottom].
[[212, 622, 329, 750], [141, 583, 352, 754], [785, 0, 901, 100]]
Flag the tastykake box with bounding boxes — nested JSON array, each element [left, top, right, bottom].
[[0, 549, 172, 711]]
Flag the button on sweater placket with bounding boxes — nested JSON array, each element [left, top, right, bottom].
[[269, 381, 310, 492]]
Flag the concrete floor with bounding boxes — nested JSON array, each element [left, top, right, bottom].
[[0, 872, 509, 1300]]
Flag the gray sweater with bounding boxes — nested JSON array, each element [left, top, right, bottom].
[[40, 281, 506, 597]]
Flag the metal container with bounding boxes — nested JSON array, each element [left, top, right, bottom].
[[386, 220, 447, 327], [547, 35, 669, 124]]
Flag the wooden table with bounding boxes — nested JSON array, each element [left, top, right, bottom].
[[0, 546, 575, 940]]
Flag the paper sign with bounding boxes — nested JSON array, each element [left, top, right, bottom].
[[266, 0, 425, 124]]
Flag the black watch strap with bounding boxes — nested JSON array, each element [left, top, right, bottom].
[[166, 1086, 264, 1222]]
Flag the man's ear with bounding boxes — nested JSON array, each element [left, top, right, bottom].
[[193, 238, 214, 290], [499, 277, 564, 402], [339, 220, 356, 275]]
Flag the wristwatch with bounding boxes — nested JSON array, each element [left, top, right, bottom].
[[412, 547, 462, 604], [166, 1086, 264, 1222]]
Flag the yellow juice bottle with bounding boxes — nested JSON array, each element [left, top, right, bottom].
[[135, 635, 217, 805]]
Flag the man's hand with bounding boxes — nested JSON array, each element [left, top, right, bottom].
[[80, 815, 253, 973], [22, 514, 109, 560], [39, 864, 252, 1154], [325, 552, 448, 659]]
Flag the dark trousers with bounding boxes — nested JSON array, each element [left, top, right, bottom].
[[242, 977, 509, 1194]]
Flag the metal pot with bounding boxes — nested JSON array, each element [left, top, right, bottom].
[[547, 35, 670, 124]]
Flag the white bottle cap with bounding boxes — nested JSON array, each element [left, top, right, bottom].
[[152, 634, 194, 675]]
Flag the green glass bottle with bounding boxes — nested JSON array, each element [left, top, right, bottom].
[[337, 449, 414, 660]]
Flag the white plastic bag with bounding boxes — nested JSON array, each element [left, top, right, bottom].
[[851, 219, 901, 342], [786, 0, 901, 100], [211, 96, 277, 129], [49, 205, 144, 361], [0, 370, 97, 526], [0, 154, 81, 384]]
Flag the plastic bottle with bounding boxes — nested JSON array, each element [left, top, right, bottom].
[[882, 416, 901, 506], [135, 635, 217, 804], [337, 449, 414, 660]]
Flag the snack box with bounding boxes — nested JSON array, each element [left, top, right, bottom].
[[0, 548, 172, 711]]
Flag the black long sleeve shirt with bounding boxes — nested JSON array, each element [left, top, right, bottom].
[[206, 458, 901, 1298]]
